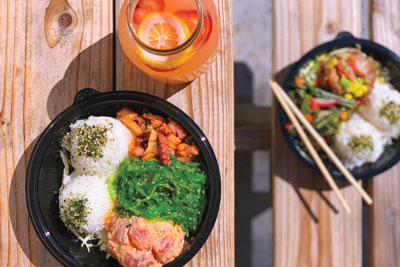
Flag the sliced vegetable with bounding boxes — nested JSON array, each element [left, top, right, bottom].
[[305, 113, 313, 122], [340, 76, 351, 88], [304, 76, 319, 95], [317, 110, 333, 118], [304, 76, 354, 108], [314, 87, 355, 108], [301, 95, 312, 114], [315, 110, 341, 129], [285, 124, 293, 130], [340, 111, 349, 121], [344, 93, 353, 100], [311, 98, 339, 108], [310, 100, 319, 110], [294, 76, 306, 86], [288, 128, 297, 136], [309, 61, 320, 75], [288, 90, 296, 101]]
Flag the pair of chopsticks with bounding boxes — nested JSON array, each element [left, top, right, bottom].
[[269, 80, 373, 214]]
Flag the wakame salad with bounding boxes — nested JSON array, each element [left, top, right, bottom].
[[109, 155, 207, 236]]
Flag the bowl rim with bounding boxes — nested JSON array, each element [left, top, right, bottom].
[[26, 90, 221, 267], [279, 31, 400, 180]]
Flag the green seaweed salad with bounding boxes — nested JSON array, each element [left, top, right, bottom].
[[109, 155, 207, 236]]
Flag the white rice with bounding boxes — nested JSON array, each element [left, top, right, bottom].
[[59, 174, 113, 241], [359, 82, 400, 138], [334, 113, 390, 170], [62, 116, 132, 177]]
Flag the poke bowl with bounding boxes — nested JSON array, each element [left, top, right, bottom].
[[280, 32, 400, 180], [26, 89, 221, 267]]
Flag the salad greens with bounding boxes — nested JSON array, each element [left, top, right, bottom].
[[110, 156, 207, 236]]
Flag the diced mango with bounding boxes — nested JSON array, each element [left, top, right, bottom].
[[347, 82, 359, 93]]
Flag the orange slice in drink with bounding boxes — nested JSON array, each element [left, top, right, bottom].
[[137, 12, 189, 50]]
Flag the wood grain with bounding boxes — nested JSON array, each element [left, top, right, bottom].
[[272, 0, 363, 266], [114, 0, 235, 265], [368, 1, 400, 266], [0, 0, 113, 265]]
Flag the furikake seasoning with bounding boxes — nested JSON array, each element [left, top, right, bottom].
[[349, 135, 373, 152], [62, 194, 91, 232], [380, 102, 400, 125], [74, 123, 109, 158]]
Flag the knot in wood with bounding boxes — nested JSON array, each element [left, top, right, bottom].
[[58, 13, 73, 28]]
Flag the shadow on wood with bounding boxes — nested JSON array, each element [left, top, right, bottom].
[[235, 151, 271, 267], [47, 34, 188, 121], [234, 62, 253, 104], [9, 137, 60, 266], [235, 104, 271, 151]]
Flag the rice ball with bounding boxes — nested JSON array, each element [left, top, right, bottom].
[[360, 82, 400, 138], [62, 116, 132, 177], [59, 175, 113, 240], [334, 113, 390, 170]]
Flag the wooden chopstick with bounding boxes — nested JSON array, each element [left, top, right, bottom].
[[270, 80, 373, 205], [270, 81, 352, 213]]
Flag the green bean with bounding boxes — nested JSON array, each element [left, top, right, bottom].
[[305, 77, 319, 95], [301, 95, 312, 114], [315, 110, 341, 129]]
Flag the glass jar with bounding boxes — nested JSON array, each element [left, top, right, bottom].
[[118, 0, 220, 83]]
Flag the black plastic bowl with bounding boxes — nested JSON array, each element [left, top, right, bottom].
[[26, 89, 221, 267], [280, 32, 400, 180]]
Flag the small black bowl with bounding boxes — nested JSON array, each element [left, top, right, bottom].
[[280, 32, 400, 180], [26, 89, 221, 266]]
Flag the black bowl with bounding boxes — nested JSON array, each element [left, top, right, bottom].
[[26, 89, 221, 266], [280, 32, 400, 180]]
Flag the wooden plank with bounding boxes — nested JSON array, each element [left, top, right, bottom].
[[235, 126, 270, 151], [114, 0, 235, 266], [272, 1, 363, 266], [368, 1, 400, 266], [235, 105, 270, 151], [0, 0, 113, 265]]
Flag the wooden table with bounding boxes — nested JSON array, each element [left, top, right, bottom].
[[0, 0, 234, 266], [272, 0, 400, 266]]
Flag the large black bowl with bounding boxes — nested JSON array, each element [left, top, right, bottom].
[[280, 32, 400, 180], [26, 89, 221, 267]]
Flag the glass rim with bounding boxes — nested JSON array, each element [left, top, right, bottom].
[[126, 0, 204, 55]]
